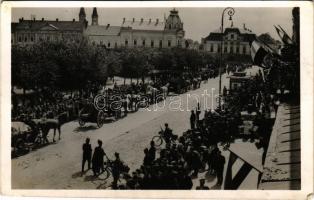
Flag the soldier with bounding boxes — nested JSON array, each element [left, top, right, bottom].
[[81, 137, 92, 174], [148, 140, 156, 162], [190, 110, 196, 130], [196, 179, 209, 190], [215, 150, 225, 186], [112, 152, 123, 188], [92, 140, 106, 176]]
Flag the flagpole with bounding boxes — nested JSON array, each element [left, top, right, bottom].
[[218, 7, 235, 109]]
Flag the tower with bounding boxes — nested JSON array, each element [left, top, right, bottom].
[[79, 7, 86, 22], [165, 8, 183, 31], [92, 7, 98, 26]]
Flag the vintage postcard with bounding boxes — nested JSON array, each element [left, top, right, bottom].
[[0, 1, 313, 199]]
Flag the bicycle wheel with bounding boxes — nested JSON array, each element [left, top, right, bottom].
[[152, 135, 163, 147]]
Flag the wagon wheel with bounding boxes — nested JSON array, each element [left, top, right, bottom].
[[79, 118, 85, 127], [152, 135, 163, 147], [97, 111, 105, 128], [14, 138, 26, 151]]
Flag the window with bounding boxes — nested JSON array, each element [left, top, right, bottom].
[[169, 24, 171, 29], [230, 34, 234, 39], [18, 37, 22, 42], [134, 39, 137, 46], [24, 37, 27, 42], [142, 39, 146, 47], [224, 46, 227, 53], [236, 46, 239, 53], [210, 44, 214, 52], [159, 40, 162, 48], [115, 42, 118, 48], [243, 46, 246, 54], [108, 42, 111, 48], [47, 36, 50, 41], [125, 39, 128, 46], [168, 40, 171, 47], [151, 40, 154, 47], [230, 46, 234, 53], [217, 45, 221, 53], [30, 36, 34, 42]]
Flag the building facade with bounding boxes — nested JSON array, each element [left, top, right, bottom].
[[202, 24, 256, 55], [11, 8, 88, 45], [85, 8, 185, 49]]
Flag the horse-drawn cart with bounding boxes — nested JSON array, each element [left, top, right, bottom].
[[11, 121, 41, 152], [78, 103, 106, 128]]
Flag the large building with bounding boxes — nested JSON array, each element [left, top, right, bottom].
[[85, 8, 185, 48], [202, 23, 256, 55], [11, 8, 88, 45]]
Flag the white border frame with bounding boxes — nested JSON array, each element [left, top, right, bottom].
[[1, 1, 313, 199]]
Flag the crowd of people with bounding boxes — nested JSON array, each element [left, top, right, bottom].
[[98, 67, 283, 190]]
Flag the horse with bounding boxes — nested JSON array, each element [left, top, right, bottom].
[[36, 112, 67, 143], [160, 83, 170, 100]]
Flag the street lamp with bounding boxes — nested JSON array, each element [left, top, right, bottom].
[[218, 7, 235, 109]]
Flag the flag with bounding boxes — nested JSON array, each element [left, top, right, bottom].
[[274, 25, 293, 45], [250, 40, 268, 66]]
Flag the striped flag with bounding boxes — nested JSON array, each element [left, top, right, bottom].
[[274, 25, 293, 45], [250, 40, 268, 66]]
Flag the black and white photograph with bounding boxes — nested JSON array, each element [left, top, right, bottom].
[[1, 1, 313, 198]]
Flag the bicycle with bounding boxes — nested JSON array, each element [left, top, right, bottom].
[[151, 127, 177, 147]]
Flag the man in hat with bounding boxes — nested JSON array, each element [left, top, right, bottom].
[[148, 140, 156, 162], [81, 137, 92, 174], [190, 110, 196, 130], [196, 179, 209, 190], [112, 152, 124, 188], [215, 150, 225, 186], [92, 140, 106, 176]]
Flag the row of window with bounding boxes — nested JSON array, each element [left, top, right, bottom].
[[16, 34, 80, 43], [124, 39, 174, 47], [209, 44, 247, 54]]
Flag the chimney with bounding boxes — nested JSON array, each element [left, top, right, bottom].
[[132, 18, 135, 23], [73, 18, 75, 22], [41, 18, 44, 21], [123, 18, 125, 23], [56, 18, 59, 22]]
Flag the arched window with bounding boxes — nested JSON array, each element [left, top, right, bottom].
[[134, 39, 137, 46], [151, 40, 154, 47]]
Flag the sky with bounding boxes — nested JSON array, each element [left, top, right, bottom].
[[12, 7, 294, 42]]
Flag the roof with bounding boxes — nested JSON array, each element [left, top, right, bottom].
[[86, 25, 121, 36], [259, 104, 300, 190], [204, 27, 256, 42], [13, 20, 86, 32], [121, 20, 165, 31]]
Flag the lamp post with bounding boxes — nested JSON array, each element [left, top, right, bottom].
[[218, 7, 235, 109]]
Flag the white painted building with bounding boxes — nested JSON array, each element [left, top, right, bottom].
[[85, 8, 185, 49], [202, 24, 256, 55]]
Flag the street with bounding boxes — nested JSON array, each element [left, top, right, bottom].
[[12, 74, 229, 189]]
